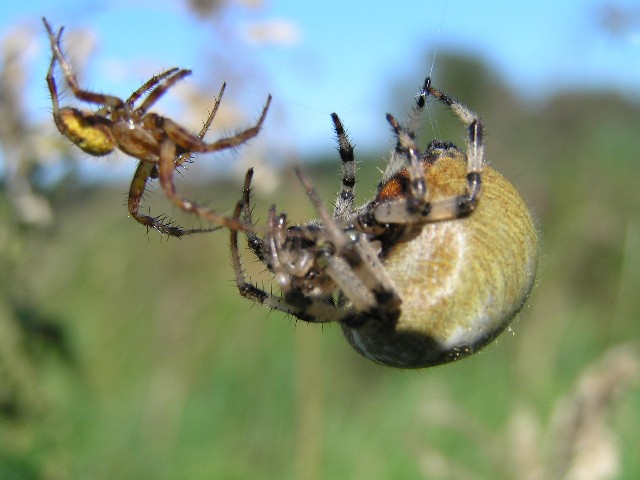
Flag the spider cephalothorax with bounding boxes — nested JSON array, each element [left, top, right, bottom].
[[43, 18, 271, 236], [230, 77, 538, 368]]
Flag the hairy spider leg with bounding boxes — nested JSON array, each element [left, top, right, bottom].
[[152, 92, 271, 232], [404, 76, 429, 136], [235, 168, 269, 262], [133, 69, 192, 117], [230, 170, 343, 322], [125, 68, 181, 107], [157, 138, 260, 234], [174, 82, 227, 167], [127, 82, 227, 236], [293, 168, 401, 322], [379, 78, 433, 204], [157, 94, 272, 157], [91, 68, 183, 119], [45, 29, 118, 156], [44, 26, 68, 136], [384, 76, 430, 182], [372, 78, 485, 224], [232, 167, 401, 325], [43, 18, 125, 110], [424, 78, 484, 177], [44, 18, 120, 156], [330, 113, 356, 220]]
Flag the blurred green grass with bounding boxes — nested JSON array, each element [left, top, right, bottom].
[[9, 149, 640, 479]]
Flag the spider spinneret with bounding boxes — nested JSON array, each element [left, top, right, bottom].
[[43, 17, 271, 236], [230, 76, 538, 368]]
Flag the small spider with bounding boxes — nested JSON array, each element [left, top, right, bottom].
[[43, 18, 271, 236], [230, 77, 538, 368]]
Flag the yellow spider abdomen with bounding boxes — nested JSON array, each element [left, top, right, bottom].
[[59, 108, 116, 156], [342, 157, 538, 368]]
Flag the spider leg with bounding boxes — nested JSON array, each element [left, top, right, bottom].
[[125, 67, 181, 107], [127, 160, 218, 236], [404, 76, 430, 138], [129, 83, 257, 238], [377, 77, 431, 184], [45, 24, 64, 132], [43, 21, 116, 156], [42, 18, 125, 109], [127, 87, 229, 237], [234, 168, 400, 324], [294, 168, 401, 321], [238, 168, 268, 261], [96, 69, 191, 120], [373, 79, 484, 223], [330, 113, 356, 220], [134, 69, 192, 116], [230, 196, 337, 322], [159, 94, 272, 154], [424, 78, 483, 197], [175, 82, 227, 168], [157, 138, 258, 233], [233, 170, 393, 324], [150, 93, 271, 232]]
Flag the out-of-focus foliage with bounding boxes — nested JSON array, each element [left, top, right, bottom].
[[1, 6, 639, 480], [0, 22, 75, 480]]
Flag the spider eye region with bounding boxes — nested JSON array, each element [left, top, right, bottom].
[[58, 108, 116, 156], [341, 157, 539, 368]]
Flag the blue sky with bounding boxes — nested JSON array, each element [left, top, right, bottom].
[[1, 0, 639, 181]]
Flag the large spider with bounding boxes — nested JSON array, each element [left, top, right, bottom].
[[230, 77, 538, 368], [43, 18, 271, 236]]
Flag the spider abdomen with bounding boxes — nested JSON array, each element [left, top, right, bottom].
[[59, 108, 116, 156], [341, 157, 538, 368]]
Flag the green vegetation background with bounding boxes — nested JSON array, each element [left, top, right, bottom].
[[1, 50, 639, 479]]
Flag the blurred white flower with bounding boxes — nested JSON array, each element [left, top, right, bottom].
[[243, 18, 301, 46]]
